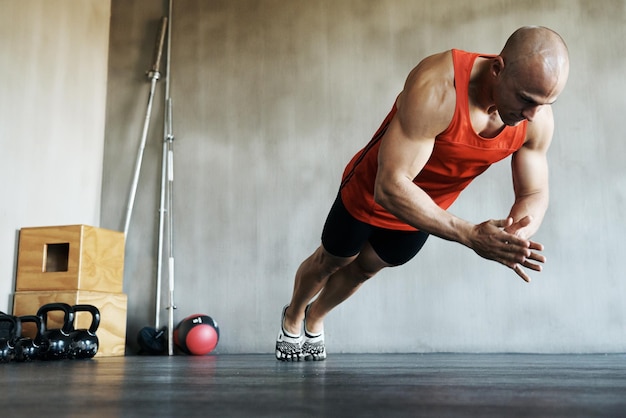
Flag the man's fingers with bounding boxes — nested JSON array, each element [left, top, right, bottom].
[[501, 236, 544, 262], [527, 251, 546, 264], [528, 240, 544, 251], [483, 218, 544, 283], [512, 264, 531, 283], [511, 255, 545, 282], [500, 240, 532, 260], [522, 259, 543, 272], [500, 236, 530, 253], [516, 215, 533, 228], [491, 217, 514, 229], [503, 249, 544, 269]]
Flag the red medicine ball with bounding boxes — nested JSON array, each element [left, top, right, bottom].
[[174, 314, 220, 355]]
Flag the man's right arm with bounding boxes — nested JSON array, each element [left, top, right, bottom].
[[373, 52, 534, 278]]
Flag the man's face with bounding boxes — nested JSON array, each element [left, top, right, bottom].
[[494, 58, 564, 126]]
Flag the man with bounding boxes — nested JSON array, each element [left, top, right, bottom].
[[276, 26, 570, 361]]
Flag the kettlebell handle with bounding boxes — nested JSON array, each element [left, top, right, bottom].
[[71, 305, 100, 334], [0, 313, 22, 341], [18, 315, 44, 345], [36, 303, 75, 335]]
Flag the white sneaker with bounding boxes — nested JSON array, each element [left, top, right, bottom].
[[275, 305, 303, 362], [302, 304, 326, 361]]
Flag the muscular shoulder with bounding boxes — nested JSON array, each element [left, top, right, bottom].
[[395, 50, 457, 140], [524, 105, 555, 152]]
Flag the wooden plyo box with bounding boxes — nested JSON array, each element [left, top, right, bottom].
[[16, 225, 124, 292], [13, 290, 127, 357]]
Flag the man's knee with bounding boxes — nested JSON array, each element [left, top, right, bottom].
[[311, 245, 356, 278], [347, 262, 380, 284], [346, 245, 389, 283]]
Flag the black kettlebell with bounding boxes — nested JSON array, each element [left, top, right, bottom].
[[0, 313, 21, 363], [37, 303, 75, 360], [16, 315, 45, 362], [69, 304, 100, 359]]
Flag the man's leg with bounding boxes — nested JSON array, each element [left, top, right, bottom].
[[276, 192, 425, 361], [282, 245, 356, 335], [291, 228, 428, 360], [276, 245, 355, 361], [302, 241, 390, 334], [278, 242, 389, 361]]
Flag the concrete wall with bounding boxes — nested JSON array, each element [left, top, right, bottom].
[[103, 0, 626, 354], [0, 1, 111, 310]]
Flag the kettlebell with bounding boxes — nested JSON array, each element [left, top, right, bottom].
[[0, 313, 21, 363], [37, 302, 75, 360], [69, 304, 100, 359], [16, 315, 45, 362]]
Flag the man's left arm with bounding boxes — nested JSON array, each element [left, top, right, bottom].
[[506, 106, 555, 239], [503, 107, 555, 280]]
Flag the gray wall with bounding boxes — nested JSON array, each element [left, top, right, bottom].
[[103, 0, 626, 354], [0, 1, 111, 310]]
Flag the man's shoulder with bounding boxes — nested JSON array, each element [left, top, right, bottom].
[[524, 106, 555, 147], [396, 51, 457, 139], [406, 50, 455, 89]]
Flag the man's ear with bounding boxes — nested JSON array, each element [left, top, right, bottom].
[[492, 56, 505, 78]]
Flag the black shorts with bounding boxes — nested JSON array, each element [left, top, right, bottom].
[[321, 193, 429, 266]]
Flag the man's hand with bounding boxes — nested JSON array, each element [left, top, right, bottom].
[[503, 215, 534, 239], [469, 217, 546, 283]]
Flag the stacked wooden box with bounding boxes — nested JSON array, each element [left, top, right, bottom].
[[12, 225, 127, 357]]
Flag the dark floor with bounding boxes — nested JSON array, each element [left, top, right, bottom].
[[1, 353, 626, 417]]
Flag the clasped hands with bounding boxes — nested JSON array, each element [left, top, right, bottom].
[[471, 216, 545, 283]]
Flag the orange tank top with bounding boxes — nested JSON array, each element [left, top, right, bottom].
[[340, 49, 527, 231]]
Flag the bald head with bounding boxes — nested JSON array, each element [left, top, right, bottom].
[[487, 27, 569, 126], [500, 26, 570, 87]]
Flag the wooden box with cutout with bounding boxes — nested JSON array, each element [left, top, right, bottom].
[[15, 225, 124, 292]]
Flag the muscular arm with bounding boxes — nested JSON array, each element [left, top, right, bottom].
[[373, 52, 537, 281], [374, 52, 475, 244], [494, 107, 555, 280], [505, 108, 554, 240]]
